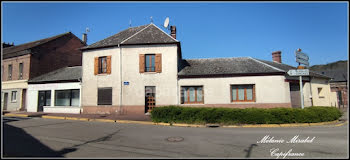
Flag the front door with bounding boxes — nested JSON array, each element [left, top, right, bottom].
[[38, 90, 51, 112], [3, 93, 8, 111], [290, 83, 301, 108], [20, 89, 27, 111], [145, 86, 156, 113]]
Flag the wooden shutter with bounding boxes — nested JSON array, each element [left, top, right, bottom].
[[106, 56, 111, 74], [94, 57, 99, 75], [155, 54, 162, 73], [139, 54, 145, 73]]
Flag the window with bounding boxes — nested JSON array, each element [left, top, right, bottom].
[[231, 84, 255, 102], [19, 63, 23, 80], [99, 56, 107, 74], [139, 54, 162, 73], [181, 86, 203, 104], [11, 91, 17, 102], [94, 56, 111, 75], [8, 64, 12, 80], [318, 87, 325, 98], [98, 88, 112, 105], [55, 89, 80, 106], [145, 54, 155, 72]]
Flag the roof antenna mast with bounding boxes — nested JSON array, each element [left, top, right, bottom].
[[150, 16, 153, 23], [129, 19, 132, 28]]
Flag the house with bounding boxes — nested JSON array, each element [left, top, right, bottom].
[[80, 23, 337, 115], [1, 32, 85, 111], [318, 69, 348, 107], [27, 66, 82, 114]]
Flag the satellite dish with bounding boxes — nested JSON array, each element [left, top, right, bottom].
[[164, 17, 169, 28]]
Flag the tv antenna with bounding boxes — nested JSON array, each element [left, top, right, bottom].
[[150, 16, 153, 23], [163, 17, 170, 30], [85, 27, 90, 33]]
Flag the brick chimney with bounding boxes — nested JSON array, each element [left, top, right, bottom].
[[82, 33, 87, 44], [170, 26, 176, 39], [272, 51, 282, 63]]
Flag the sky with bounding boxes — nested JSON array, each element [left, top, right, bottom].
[[2, 2, 348, 66]]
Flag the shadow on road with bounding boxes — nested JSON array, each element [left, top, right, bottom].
[[3, 123, 67, 157], [3, 117, 120, 157], [244, 144, 258, 158]]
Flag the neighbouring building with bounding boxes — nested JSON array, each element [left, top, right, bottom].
[[318, 69, 348, 107], [27, 66, 82, 114], [1, 32, 85, 111], [80, 23, 337, 116]]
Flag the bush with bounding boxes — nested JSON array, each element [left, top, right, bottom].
[[150, 106, 342, 125]]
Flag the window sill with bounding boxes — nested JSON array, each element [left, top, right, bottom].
[[182, 103, 204, 105], [96, 73, 110, 76], [318, 96, 325, 98], [231, 101, 256, 103], [11, 101, 17, 103]]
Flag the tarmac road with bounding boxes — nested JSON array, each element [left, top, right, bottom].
[[2, 116, 349, 158]]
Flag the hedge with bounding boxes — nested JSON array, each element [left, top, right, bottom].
[[150, 106, 342, 125]]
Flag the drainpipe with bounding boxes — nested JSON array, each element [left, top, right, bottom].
[[118, 44, 123, 115]]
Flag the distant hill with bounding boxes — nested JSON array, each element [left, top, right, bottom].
[[310, 60, 348, 71], [310, 60, 348, 82]]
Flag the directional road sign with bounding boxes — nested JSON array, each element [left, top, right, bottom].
[[287, 69, 309, 76], [295, 51, 309, 66]]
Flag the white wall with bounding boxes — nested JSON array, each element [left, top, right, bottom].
[[310, 77, 337, 106], [81, 44, 179, 107], [27, 82, 81, 113], [178, 75, 291, 104]]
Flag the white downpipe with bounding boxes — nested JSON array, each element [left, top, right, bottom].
[[119, 44, 123, 115]]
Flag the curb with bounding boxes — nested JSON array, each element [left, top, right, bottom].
[[42, 115, 66, 120], [3, 113, 346, 128], [3, 113, 29, 117]]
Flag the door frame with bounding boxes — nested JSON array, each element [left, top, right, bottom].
[[3, 93, 8, 111], [145, 86, 156, 113], [38, 90, 51, 112]]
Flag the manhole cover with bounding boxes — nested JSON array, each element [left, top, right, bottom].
[[166, 137, 184, 142]]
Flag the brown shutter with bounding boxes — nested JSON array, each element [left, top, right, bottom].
[[106, 56, 111, 74], [94, 57, 99, 75], [139, 54, 145, 73], [155, 54, 162, 73]]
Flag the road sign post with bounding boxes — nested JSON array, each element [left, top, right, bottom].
[[290, 49, 310, 109], [299, 76, 304, 109]]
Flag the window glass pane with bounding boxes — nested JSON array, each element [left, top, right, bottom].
[[71, 90, 80, 106], [19, 63, 23, 79], [55, 90, 70, 106], [183, 88, 188, 102], [45, 91, 51, 106], [145, 55, 150, 72], [238, 86, 245, 100], [246, 85, 253, 100], [11, 91, 16, 101], [102, 58, 107, 73], [8, 65, 12, 79], [151, 55, 155, 71], [196, 87, 203, 102], [189, 87, 195, 102], [232, 86, 237, 101]]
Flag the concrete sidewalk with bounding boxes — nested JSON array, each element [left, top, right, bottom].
[[2, 111, 152, 121]]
